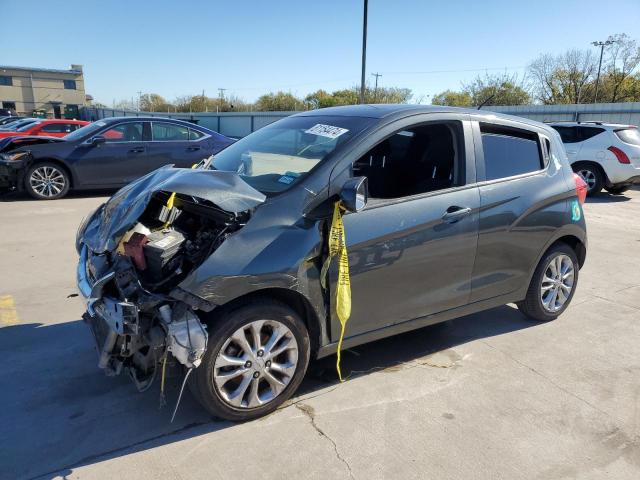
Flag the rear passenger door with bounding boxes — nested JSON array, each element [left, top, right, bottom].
[[146, 121, 211, 170], [552, 126, 581, 162], [469, 120, 568, 303]]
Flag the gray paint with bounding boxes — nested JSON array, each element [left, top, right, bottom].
[[163, 105, 587, 357]]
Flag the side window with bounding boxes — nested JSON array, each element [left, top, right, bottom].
[[152, 123, 190, 141], [480, 124, 543, 181], [578, 126, 605, 141], [551, 126, 578, 144], [103, 122, 144, 142], [40, 123, 66, 133], [189, 129, 205, 140], [353, 122, 464, 199]]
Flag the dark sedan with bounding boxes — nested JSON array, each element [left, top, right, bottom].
[[0, 117, 235, 199]]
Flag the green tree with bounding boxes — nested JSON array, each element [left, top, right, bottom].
[[431, 90, 472, 106], [254, 91, 303, 111], [463, 73, 531, 106], [139, 93, 173, 112]]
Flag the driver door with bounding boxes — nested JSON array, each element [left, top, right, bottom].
[[327, 115, 479, 340], [71, 121, 149, 187]]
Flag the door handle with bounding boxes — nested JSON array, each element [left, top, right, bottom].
[[128, 147, 145, 153], [442, 206, 472, 223], [187, 146, 201, 151]]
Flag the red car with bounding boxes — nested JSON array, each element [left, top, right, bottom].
[[0, 119, 89, 139]]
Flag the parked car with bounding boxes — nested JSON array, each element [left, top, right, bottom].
[[0, 116, 26, 126], [76, 105, 587, 421], [0, 119, 89, 139], [550, 121, 640, 195], [0, 118, 38, 131], [0, 117, 235, 199]]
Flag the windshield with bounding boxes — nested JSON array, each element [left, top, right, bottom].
[[212, 115, 374, 193], [17, 121, 41, 132], [63, 120, 109, 141]]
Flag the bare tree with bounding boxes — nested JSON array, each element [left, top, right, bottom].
[[603, 34, 640, 102], [529, 50, 596, 104]]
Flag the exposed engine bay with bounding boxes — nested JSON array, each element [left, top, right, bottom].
[[77, 166, 264, 405]]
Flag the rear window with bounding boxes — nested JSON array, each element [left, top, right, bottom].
[[480, 124, 543, 181], [615, 128, 640, 146]]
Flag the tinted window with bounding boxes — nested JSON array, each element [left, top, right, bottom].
[[63, 80, 76, 90], [615, 128, 640, 146], [551, 126, 578, 143], [353, 122, 463, 199], [578, 126, 604, 141], [152, 122, 189, 141], [103, 123, 144, 142], [189, 129, 205, 140], [0, 76, 12, 86], [481, 129, 543, 181], [41, 123, 71, 133]]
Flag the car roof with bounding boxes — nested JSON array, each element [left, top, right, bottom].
[[98, 116, 199, 125], [37, 119, 88, 124], [294, 104, 549, 129], [548, 121, 635, 129]]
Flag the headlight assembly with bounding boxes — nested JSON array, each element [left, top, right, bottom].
[[0, 151, 29, 162]]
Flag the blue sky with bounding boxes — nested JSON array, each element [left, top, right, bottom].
[[3, 0, 639, 105]]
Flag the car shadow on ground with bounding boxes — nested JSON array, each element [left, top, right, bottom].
[[0, 189, 116, 202], [0, 304, 536, 480], [585, 192, 632, 203]]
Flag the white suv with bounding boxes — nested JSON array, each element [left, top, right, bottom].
[[550, 122, 640, 195]]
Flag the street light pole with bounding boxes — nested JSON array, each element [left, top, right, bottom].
[[359, 0, 368, 104], [592, 39, 614, 104]]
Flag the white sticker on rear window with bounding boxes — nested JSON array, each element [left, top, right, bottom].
[[305, 124, 349, 139]]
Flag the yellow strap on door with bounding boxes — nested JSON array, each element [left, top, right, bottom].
[[320, 201, 351, 382]]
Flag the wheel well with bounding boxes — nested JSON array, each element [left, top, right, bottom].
[[552, 235, 586, 268], [203, 288, 322, 357], [571, 161, 609, 184], [27, 159, 74, 188]]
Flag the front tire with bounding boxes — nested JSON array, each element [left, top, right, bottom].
[[517, 243, 579, 322], [25, 162, 70, 200], [573, 163, 603, 196], [190, 300, 310, 421]]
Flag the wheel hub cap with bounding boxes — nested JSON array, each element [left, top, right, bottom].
[[30, 166, 65, 197], [540, 254, 575, 313], [577, 169, 596, 190], [213, 320, 298, 409]]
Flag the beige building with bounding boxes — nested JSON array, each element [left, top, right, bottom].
[[0, 64, 88, 118]]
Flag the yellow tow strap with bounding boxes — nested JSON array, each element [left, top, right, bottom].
[[162, 164, 198, 229], [321, 202, 352, 382]]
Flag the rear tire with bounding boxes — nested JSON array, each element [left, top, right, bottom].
[[24, 162, 70, 200], [604, 185, 630, 195], [573, 163, 603, 196], [517, 243, 579, 322], [190, 300, 310, 421]]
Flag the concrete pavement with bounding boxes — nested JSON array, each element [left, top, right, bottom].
[[0, 188, 639, 480]]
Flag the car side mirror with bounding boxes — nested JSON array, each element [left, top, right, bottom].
[[90, 135, 106, 146], [340, 176, 368, 213]]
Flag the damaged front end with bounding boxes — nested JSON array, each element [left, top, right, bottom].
[[76, 165, 265, 392]]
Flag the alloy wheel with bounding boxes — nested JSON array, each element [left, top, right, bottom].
[[540, 254, 575, 313], [213, 320, 298, 409], [577, 169, 596, 191], [29, 166, 66, 198]]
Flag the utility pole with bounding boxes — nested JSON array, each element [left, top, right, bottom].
[[592, 39, 614, 104], [137, 91, 142, 111], [359, 0, 368, 104], [371, 72, 381, 102], [218, 88, 226, 113]]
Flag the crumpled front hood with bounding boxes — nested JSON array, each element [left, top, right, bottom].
[[80, 165, 266, 253]]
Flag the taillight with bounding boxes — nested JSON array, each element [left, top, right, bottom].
[[573, 173, 587, 205], [608, 146, 631, 164]]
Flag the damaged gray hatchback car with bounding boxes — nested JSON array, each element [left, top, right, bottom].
[[76, 105, 587, 421]]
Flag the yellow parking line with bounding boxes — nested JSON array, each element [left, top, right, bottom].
[[0, 295, 19, 326]]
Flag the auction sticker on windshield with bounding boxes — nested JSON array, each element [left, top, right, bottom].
[[305, 124, 349, 139]]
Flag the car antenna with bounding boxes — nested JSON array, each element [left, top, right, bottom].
[[477, 93, 496, 110]]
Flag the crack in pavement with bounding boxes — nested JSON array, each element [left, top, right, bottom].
[[296, 403, 355, 479]]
